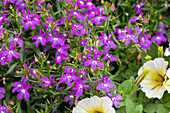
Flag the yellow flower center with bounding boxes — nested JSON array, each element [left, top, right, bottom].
[[93, 111, 103, 113]]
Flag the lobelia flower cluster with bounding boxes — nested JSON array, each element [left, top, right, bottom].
[[0, 0, 169, 112], [114, 0, 167, 49]]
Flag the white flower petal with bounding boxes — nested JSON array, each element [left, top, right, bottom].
[[164, 79, 170, 93], [141, 79, 166, 99], [72, 106, 88, 113], [73, 96, 115, 113], [137, 66, 144, 76], [164, 47, 170, 56], [154, 58, 168, 77], [167, 68, 170, 79], [101, 97, 112, 109], [143, 60, 164, 82], [76, 96, 102, 112], [105, 107, 116, 113]]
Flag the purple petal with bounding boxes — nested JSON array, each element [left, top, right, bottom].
[[0, 88, 5, 93]]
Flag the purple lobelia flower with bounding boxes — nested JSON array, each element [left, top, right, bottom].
[[97, 32, 116, 51], [79, 38, 88, 45], [157, 21, 167, 34], [139, 32, 152, 49], [15, 2, 28, 11], [55, 44, 70, 56], [0, 56, 6, 65], [133, 26, 144, 36], [85, 8, 96, 19], [72, 79, 91, 97], [21, 9, 40, 30], [47, 32, 65, 48], [42, 16, 54, 30], [30, 69, 39, 78], [114, 27, 127, 40], [0, 25, 4, 39], [84, 53, 104, 71], [59, 66, 79, 86], [102, 50, 117, 61], [17, 83, 32, 101], [70, 23, 86, 37], [96, 76, 115, 94], [65, 92, 75, 105], [55, 53, 68, 65], [85, 1, 96, 10], [3, 0, 16, 5], [12, 82, 24, 93], [73, 10, 84, 21], [134, 1, 146, 14], [130, 12, 146, 23], [40, 76, 55, 88], [123, 26, 138, 46], [85, 46, 102, 56], [73, 0, 86, 10], [0, 103, 12, 113], [32, 29, 46, 47], [0, 87, 5, 99], [10, 31, 23, 48], [91, 7, 108, 26], [2, 46, 20, 62], [151, 31, 167, 45], [108, 90, 123, 108], [15, 0, 23, 5], [0, 14, 11, 25]]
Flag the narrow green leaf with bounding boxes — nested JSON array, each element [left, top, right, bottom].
[[125, 98, 134, 113], [134, 105, 143, 113], [6, 62, 19, 75], [147, 42, 158, 59]]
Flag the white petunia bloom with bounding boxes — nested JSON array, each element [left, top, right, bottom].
[[138, 58, 170, 99], [164, 43, 170, 56], [72, 96, 115, 113]]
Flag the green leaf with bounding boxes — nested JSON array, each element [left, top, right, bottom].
[[6, 62, 18, 75], [167, 29, 170, 43], [156, 104, 170, 113], [125, 98, 134, 113], [147, 42, 158, 59], [118, 79, 132, 94], [134, 105, 143, 113], [144, 103, 156, 113], [19, 45, 25, 63], [164, 101, 170, 108], [27, 100, 34, 113], [116, 106, 126, 113], [160, 92, 170, 103]]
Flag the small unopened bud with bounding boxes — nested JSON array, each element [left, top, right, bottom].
[[106, 60, 110, 67], [90, 68, 94, 72], [47, 61, 50, 65], [35, 57, 38, 62], [125, 13, 129, 16], [69, 22, 72, 25], [89, 38, 92, 43], [111, 5, 115, 11], [43, 94, 48, 98], [116, 20, 120, 24], [145, 55, 151, 61], [9, 101, 14, 105], [17, 12, 21, 17], [9, 5, 13, 10], [47, 3, 51, 8]]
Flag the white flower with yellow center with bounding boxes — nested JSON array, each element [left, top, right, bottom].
[[138, 58, 170, 99], [72, 96, 115, 113]]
